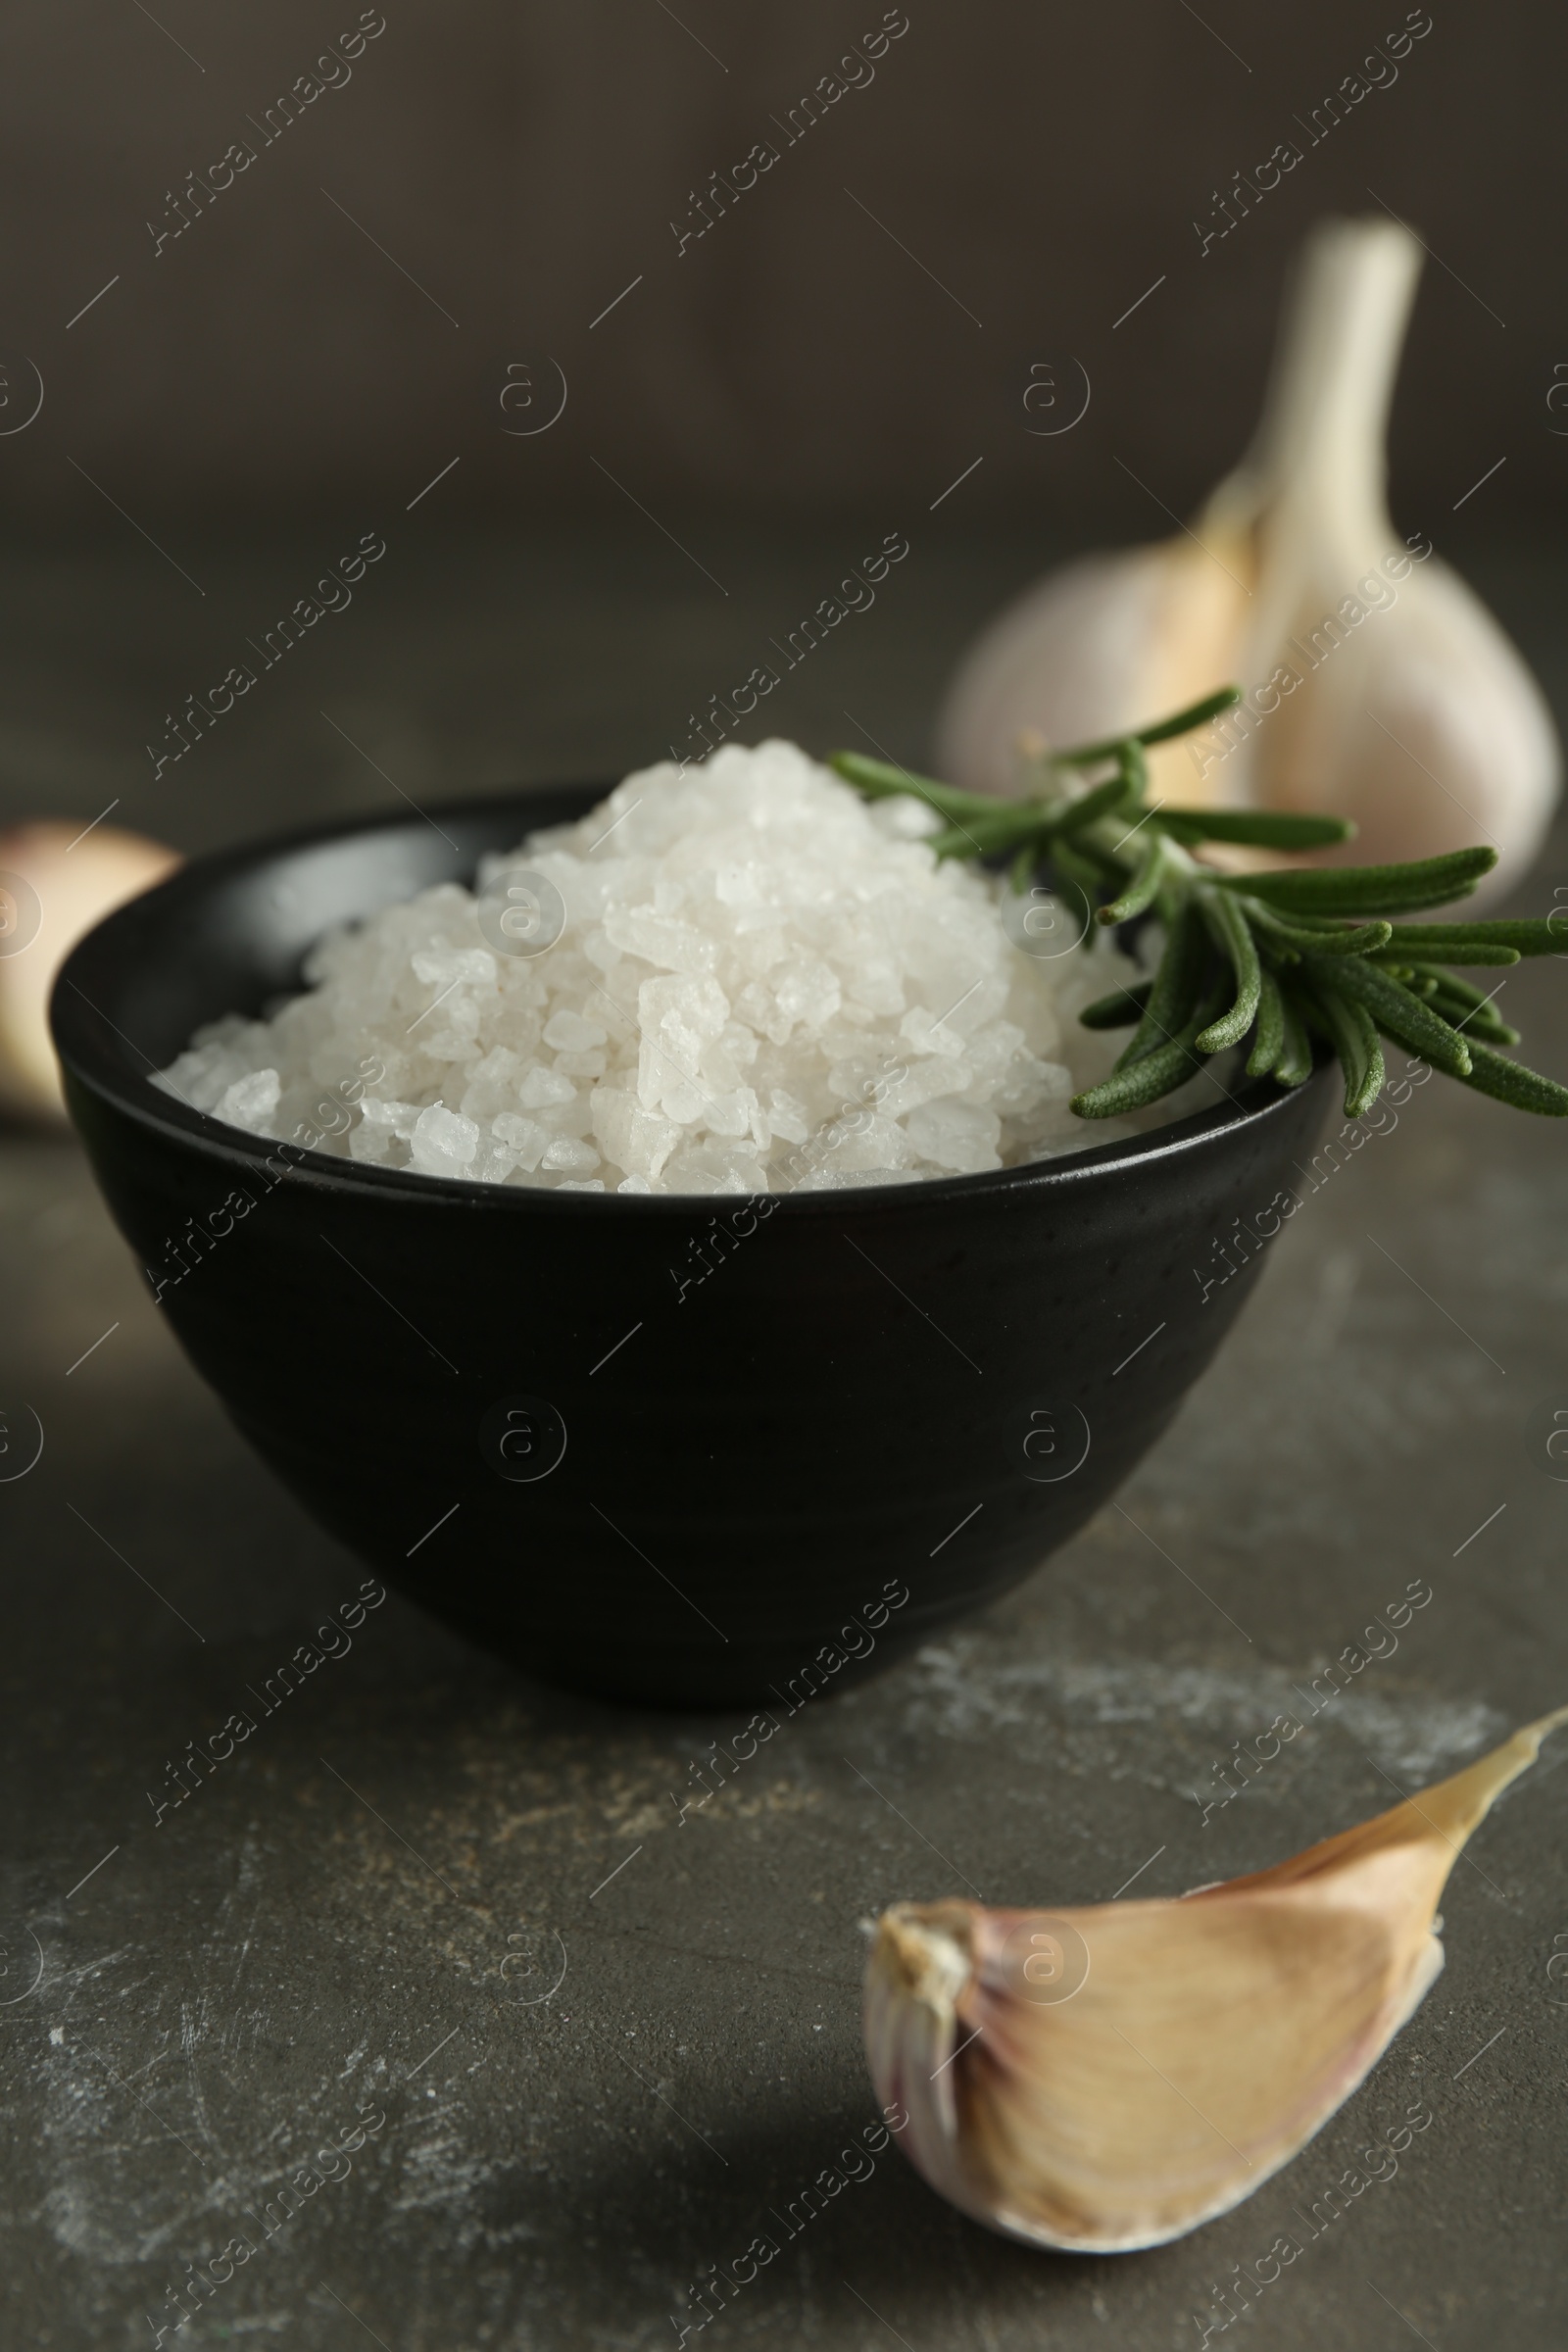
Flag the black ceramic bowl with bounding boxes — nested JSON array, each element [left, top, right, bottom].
[[53, 788, 1331, 1707]]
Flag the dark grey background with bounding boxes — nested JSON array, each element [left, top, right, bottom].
[[3, 3, 1568, 2347], [0, 0, 1561, 537]]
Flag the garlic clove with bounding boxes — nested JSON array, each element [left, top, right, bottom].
[[937, 539, 1253, 814], [863, 1705, 1566, 2254], [0, 821, 180, 1121], [936, 217, 1560, 897]]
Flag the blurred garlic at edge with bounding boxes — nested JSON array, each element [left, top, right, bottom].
[[862, 1705, 1567, 2255], [0, 820, 180, 1120], [936, 218, 1560, 903]]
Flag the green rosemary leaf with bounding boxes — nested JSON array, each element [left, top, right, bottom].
[[1009, 841, 1038, 895], [1115, 900, 1207, 1068], [1271, 986, 1315, 1087], [1054, 772, 1138, 834], [929, 808, 1041, 860], [1247, 968, 1286, 1077], [1301, 982, 1385, 1117], [1242, 899, 1394, 956], [1161, 809, 1356, 849], [1428, 992, 1521, 1047], [1053, 685, 1242, 767], [1196, 888, 1262, 1052], [1452, 1040, 1568, 1114], [1249, 906, 1360, 930], [827, 751, 1008, 819], [1073, 990, 1223, 1118], [1218, 846, 1496, 915], [1079, 979, 1154, 1029], [1298, 951, 1472, 1077], [1409, 964, 1510, 1016], [1097, 832, 1173, 926], [1054, 834, 1118, 896], [1118, 739, 1151, 797], [1418, 964, 1520, 1045], [1373, 942, 1519, 968], [1381, 920, 1548, 958], [1134, 687, 1245, 747]]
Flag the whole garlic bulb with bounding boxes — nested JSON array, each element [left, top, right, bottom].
[[0, 820, 180, 1120], [937, 218, 1559, 901], [863, 1705, 1565, 2254]]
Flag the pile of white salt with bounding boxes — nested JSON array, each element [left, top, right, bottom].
[[155, 741, 1203, 1194]]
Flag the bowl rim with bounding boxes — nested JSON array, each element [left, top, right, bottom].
[[52, 783, 1332, 1219]]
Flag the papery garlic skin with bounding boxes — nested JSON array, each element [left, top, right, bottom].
[[1226, 552, 1561, 880], [863, 1706, 1567, 2254], [937, 218, 1560, 901]]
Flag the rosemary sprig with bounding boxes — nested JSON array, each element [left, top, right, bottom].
[[829, 688, 1568, 1121]]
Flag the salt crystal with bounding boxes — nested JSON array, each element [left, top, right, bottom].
[[541, 1135, 601, 1176], [518, 1066, 576, 1110], [543, 1009, 608, 1052], [409, 1103, 479, 1175], [492, 1111, 551, 1171], [215, 1068, 281, 1135], [904, 1099, 1004, 1174]]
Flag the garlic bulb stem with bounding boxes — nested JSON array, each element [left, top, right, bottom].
[[1226, 221, 1421, 716], [937, 215, 1561, 894], [1235, 218, 1420, 542]]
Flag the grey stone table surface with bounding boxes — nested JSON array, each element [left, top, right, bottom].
[[3, 522, 1567, 2350]]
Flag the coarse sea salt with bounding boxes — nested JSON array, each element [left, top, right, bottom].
[[154, 740, 1215, 1196]]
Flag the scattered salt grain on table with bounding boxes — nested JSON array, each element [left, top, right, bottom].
[[154, 740, 1209, 1195]]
